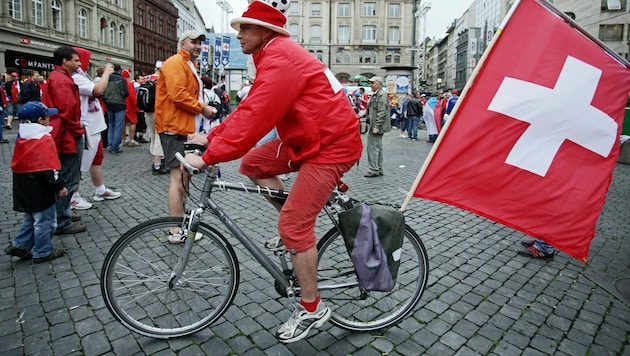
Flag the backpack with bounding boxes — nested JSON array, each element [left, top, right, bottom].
[[203, 89, 222, 112], [137, 80, 156, 112], [338, 203, 405, 292], [103, 79, 127, 106]]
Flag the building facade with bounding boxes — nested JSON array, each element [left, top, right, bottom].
[[286, 0, 416, 88], [133, 0, 178, 77], [550, 0, 630, 60], [1, 0, 133, 80]]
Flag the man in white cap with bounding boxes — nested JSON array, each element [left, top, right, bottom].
[[155, 30, 217, 241], [364, 75, 391, 177], [184, 0, 362, 343]]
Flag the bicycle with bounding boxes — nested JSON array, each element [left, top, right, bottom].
[[100, 147, 429, 339]]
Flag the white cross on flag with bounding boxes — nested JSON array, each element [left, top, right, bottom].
[[407, 0, 630, 261]]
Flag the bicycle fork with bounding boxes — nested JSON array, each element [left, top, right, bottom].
[[168, 207, 202, 289]]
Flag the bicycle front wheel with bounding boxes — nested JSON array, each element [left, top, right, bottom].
[[317, 224, 429, 331], [100, 217, 239, 339]]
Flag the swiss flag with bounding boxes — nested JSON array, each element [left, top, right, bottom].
[[410, 0, 630, 261]]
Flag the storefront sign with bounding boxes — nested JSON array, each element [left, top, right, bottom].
[[6, 50, 54, 71]]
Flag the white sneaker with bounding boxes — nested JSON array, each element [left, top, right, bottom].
[[127, 140, 139, 147], [71, 193, 93, 210], [167, 230, 203, 244], [93, 189, 122, 202], [277, 301, 331, 343], [264, 236, 284, 251]]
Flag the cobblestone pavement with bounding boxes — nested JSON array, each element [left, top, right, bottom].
[[1, 127, 629, 355]]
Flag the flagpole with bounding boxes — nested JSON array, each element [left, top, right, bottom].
[[400, 0, 523, 212]]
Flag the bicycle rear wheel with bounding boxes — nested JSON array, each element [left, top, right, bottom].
[[316, 224, 428, 331], [100, 217, 239, 339]]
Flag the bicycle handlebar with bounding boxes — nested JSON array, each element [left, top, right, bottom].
[[175, 152, 200, 175]]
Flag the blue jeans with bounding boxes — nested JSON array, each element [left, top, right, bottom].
[[56, 136, 83, 231], [407, 116, 421, 140], [12, 204, 57, 258], [399, 117, 408, 133], [0, 108, 5, 138], [107, 110, 126, 152], [534, 239, 555, 253]]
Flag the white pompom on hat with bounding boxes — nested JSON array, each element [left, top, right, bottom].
[[230, 0, 290, 37]]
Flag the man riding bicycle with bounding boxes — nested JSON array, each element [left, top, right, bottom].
[[184, 0, 362, 343]]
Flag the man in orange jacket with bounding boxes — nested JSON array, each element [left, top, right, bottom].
[[154, 30, 217, 243]]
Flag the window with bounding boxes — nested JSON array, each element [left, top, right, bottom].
[[338, 25, 350, 43], [148, 12, 154, 30], [119, 25, 125, 48], [389, 3, 401, 17], [10, 0, 23, 20], [339, 3, 350, 17], [311, 25, 322, 42], [137, 8, 143, 25], [32, 0, 43, 26], [52, 0, 62, 31], [388, 26, 400, 44], [363, 2, 376, 16], [336, 48, 351, 64], [311, 3, 321, 16], [362, 25, 377, 42], [359, 49, 377, 63], [79, 9, 88, 38], [599, 24, 624, 41], [159, 18, 164, 34], [110, 21, 116, 46], [385, 51, 401, 64], [289, 1, 299, 15], [601, 0, 625, 10], [289, 23, 299, 40], [100, 18, 106, 43]]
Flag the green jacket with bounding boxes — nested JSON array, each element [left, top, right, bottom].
[[368, 88, 391, 133]]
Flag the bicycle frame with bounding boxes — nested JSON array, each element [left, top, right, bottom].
[[173, 165, 347, 300]]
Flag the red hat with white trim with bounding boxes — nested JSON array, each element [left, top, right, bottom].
[[230, 0, 290, 37]]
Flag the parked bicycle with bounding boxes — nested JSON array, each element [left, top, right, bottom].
[[100, 145, 429, 339]]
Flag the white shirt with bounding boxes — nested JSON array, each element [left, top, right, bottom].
[[72, 70, 107, 134]]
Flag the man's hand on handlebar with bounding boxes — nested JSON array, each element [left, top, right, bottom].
[[183, 153, 208, 173]]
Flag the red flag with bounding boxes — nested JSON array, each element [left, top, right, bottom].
[[411, 0, 630, 261]]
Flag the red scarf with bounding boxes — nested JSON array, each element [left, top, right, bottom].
[[11, 131, 61, 173], [11, 81, 20, 103]]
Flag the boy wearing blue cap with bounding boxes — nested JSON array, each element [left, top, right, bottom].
[[5, 101, 68, 263]]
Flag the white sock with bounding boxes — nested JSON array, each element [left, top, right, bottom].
[[95, 185, 106, 195]]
